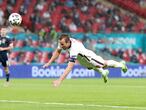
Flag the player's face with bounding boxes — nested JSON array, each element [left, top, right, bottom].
[[59, 39, 70, 50], [0, 28, 7, 37]]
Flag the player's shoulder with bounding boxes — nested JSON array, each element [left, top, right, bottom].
[[70, 38, 82, 44], [70, 37, 75, 41], [70, 38, 79, 42]]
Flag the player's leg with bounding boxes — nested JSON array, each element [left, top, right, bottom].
[[105, 60, 128, 73], [4, 67, 10, 82], [86, 50, 128, 73], [93, 67, 109, 83], [1, 54, 11, 85], [2, 61, 10, 83], [2, 63, 10, 87], [77, 54, 93, 69], [77, 54, 109, 83], [88, 55, 109, 83], [84, 50, 112, 83]]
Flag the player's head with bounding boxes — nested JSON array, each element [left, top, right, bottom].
[[0, 28, 8, 37], [59, 34, 71, 50]]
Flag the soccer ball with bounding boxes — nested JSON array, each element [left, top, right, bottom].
[[8, 13, 22, 25]]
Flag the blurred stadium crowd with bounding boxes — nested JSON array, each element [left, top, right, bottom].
[[0, 0, 146, 65]]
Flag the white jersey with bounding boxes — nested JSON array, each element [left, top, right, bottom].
[[58, 38, 87, 62], [58, 38, 105, 67]]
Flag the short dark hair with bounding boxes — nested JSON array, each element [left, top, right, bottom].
[[59, 34, 70, 43]]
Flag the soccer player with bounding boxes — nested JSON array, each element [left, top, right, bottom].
[[43, 34, 128, 87], [0, 28, 14, 86]]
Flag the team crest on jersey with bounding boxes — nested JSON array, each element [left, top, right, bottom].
[[0, 39, 6, 44]]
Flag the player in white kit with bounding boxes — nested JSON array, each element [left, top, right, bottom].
[[43, 34, 128, 87]]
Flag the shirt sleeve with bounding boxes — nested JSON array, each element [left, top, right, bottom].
[[68, 48, 79, 63], [69, 55, 77, 62]]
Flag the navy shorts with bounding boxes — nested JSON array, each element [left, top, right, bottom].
[[0, 53, 8, 67]]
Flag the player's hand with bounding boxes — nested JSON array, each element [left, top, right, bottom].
[[42, 63, 50, 68], [52, 79, 62, 87]]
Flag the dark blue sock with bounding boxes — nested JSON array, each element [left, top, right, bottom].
[[6, 74, 10, 82]]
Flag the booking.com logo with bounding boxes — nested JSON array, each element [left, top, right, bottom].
[[31, 66, 95, 78], [121, 66, 146, 77]]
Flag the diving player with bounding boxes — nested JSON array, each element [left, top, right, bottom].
[[43, 34, 128, 87]]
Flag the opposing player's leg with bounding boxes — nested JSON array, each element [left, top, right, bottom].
[[1, 59, 10, 86], [3, 67, 10, 87], [4, 67, 10, 82]]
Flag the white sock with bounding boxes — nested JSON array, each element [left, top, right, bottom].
[[94, 68, 105, 75], [106, 60, 123, 68]]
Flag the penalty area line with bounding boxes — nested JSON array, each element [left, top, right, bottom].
[[0, 100, 146, 110]]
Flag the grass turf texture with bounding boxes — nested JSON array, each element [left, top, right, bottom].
[[0, 78, 146, 110]]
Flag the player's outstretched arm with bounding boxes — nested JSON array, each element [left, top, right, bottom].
[[52, 62, 75, 87], [43, 48, 62, 68]]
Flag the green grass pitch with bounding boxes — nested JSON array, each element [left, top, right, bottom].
[[0, 78, 146, 110]]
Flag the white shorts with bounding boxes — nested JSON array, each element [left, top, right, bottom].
[[77, 50, 105, 68]]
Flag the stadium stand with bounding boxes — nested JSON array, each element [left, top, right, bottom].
[[0, 0, 146, 65], [107, 0, 146, 18]]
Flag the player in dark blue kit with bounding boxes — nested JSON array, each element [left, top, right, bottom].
[[0, 28, 13, 86]]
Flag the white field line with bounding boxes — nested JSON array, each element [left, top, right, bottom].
[[0, 100, 146, 110], [107, 85, 146, 88], [8, 83, 146, 88]]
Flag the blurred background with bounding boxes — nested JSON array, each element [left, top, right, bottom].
[[0, 1, 146, 110], [0, 0, 146, 66]]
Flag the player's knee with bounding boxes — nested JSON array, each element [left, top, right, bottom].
[[104, 60, 108, 67], [4, 67, 9, 74]]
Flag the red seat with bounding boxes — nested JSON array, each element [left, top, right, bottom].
[[10, 52, 19, 59], [15, 40, 24, 47], [92, 23, 100, 33], [12, 0, 24, 13], [24, 52, 34, 64], [32, 40, 39, 47], [123, 52, 130, 62], [77, 27, 84, 32], [40, 52, 49, 63], [138, 53, 146, 64], [0, 0, 7, 11]]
